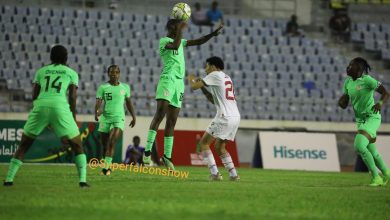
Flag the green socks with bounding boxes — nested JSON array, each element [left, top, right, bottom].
[[164, 136, 174, 158], [368, 143, 389, 174], [354, 134, 378, 177], [75, 154, 87, 183], [5, 158, 23, 182], [103, 156, 113, 169], [145, 130, 173, 159], [145, 130, 157, 152]]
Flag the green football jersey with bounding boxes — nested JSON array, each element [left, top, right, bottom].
[[343, 75, 381, 118], [159, 37, 187, 79], [96, 82, 131, 123], [33, 64, 79, 108]]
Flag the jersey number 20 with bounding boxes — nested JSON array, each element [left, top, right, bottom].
[[44, 76, 62, 93], [225, 81, 235, 100]]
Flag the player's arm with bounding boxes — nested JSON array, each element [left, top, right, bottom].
[[32, 83, 40, 101], [125, 97, 136, 127], [68, 84, 78, 121], [372, 84, 389, 113], [186, 24, 223, 47], [165, 22, 187, 50], [188, 74, 214, 104], [200, 87, 214, 104], [338, 94, 349, 109], [95, 98, 102, 122]]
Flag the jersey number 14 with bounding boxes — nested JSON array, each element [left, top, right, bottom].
[[44, 76, 62, 93]]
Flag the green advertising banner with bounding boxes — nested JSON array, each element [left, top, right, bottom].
[[0, 120, 123, 163]]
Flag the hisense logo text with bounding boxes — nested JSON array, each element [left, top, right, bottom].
[[273, 146, 327, 159]]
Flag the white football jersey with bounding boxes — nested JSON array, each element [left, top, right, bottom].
[[202, 71, 240, 117]]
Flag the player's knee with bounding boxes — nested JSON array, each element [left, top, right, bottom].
[[166, 118, 177, 128], [354, 134, 369, 155], [215, 145, 224, 155]]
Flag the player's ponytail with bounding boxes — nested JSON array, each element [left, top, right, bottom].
[[353, 57, 371, 75]]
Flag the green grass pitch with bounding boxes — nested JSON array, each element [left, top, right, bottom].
[[1, 165, 389, 220]]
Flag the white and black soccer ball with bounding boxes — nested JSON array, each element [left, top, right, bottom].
[[171, 3, 191, 21]]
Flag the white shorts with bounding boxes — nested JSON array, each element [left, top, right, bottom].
[[206, 116, 240, 141]]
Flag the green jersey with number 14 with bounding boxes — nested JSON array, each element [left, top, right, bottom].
[[33, 64, 79, 108]]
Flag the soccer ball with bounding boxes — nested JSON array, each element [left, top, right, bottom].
[[171, 3, 191, 21]]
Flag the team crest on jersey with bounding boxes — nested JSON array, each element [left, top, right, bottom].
[[120, 90, 125, 95], [356, 85, 362, 91]]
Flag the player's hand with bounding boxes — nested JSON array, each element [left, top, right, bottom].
[[372, 103, 382, 113], [187, 74, 197, 82], [212, 24, 223, 36], [94, 111, 100, 121], [129, 117, 136, 128]]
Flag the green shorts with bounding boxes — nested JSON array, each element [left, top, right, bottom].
[[98, 121, 124, 133], [356, 114, 381, 139], [155, 74, 184, 108], [23, 106, 80, 139]]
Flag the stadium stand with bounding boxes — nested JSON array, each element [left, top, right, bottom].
[[0, 5, 389, 122]]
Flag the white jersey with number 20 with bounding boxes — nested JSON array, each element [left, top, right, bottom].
[[202, 71, 240, 141], [202, 71, 240, 117]]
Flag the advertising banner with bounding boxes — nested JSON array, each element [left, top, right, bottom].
[[259, 132, 340, 172], [0, 120, 122, 163]]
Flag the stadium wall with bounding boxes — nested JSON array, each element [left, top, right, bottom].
[[1, 113, 390, 167]]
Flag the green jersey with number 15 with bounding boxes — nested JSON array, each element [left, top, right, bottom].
[[33, 64, 79, 108]]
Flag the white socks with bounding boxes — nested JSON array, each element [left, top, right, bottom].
[[220, 152, 237, 177], [202, 150, 219, 175]]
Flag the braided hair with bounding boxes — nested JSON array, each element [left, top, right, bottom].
[[107, 65, 119, 73], [353, 57, 371, 75]]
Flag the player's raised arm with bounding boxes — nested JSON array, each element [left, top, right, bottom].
[[165, 21, 187, 50], [338, 94, 349, 109], [372, 84, 389, 113], [125, 97, 136, 127], [186, 24, 223, 47], [68, 84, 78, 121]]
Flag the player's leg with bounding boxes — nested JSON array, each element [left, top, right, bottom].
[[67, 135, 89, 187], [99, 132, 109, 174], [102, 127, 123, 175], [364, 116, 390, 184], [160, 104, 180, 170], [215, 138, 239, 181], [354, 129, 382, 186], [367, 138, 390, 184], [160, 78, 184, 170], [4, 134, 35, 186], [199, 132, 221, 180], [143, 99, 170, 165], [52, 107, 89, 187], [4, 107, 47, 186]]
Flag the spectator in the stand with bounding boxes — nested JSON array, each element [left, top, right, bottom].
[[191, 2, 213, 26], [285, 15, 301, 37], [124, 136, 144, 165], [109, 0, 118, 9], [207, 1, 224, 25], [329, 9, 351, 43]]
